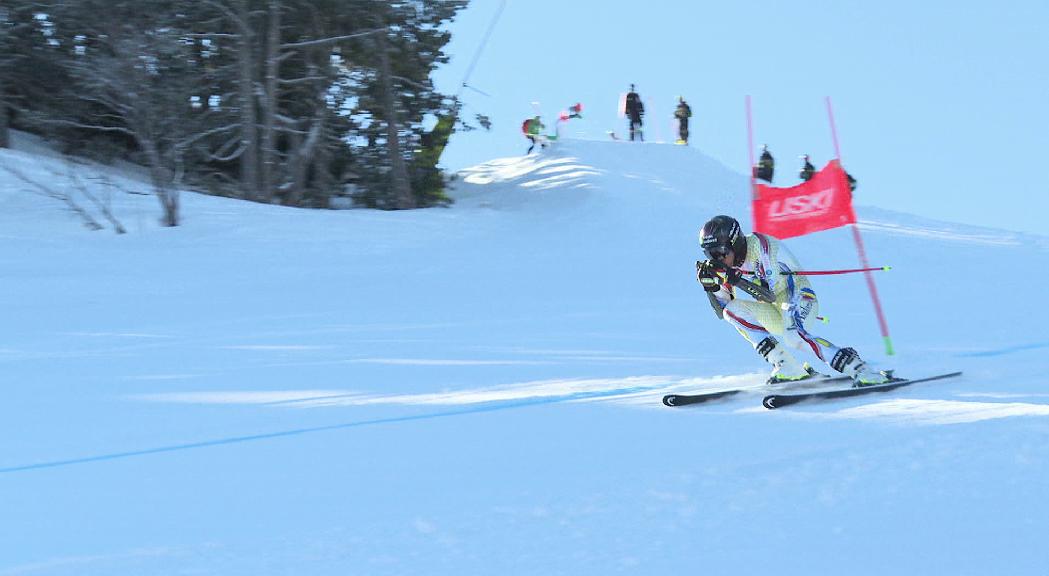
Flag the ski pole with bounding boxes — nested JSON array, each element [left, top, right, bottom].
[[736, 266, 891, 276], [787, 266, 891, 276]]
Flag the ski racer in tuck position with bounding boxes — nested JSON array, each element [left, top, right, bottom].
[[695, 215, 888, 386]]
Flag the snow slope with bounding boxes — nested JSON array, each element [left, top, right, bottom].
[[1, 132, 1048, 575]]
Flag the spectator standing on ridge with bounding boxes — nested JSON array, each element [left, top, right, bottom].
[[625, 84, 645, 142], [754, 145, 774, 183], [800, 154, 858, 193], [522, 116, 545, 154], [674, 96, 692, 145], [799, 154, 816, 181]]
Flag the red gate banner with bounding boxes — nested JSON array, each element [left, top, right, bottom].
[[752, 159, 856, 239]]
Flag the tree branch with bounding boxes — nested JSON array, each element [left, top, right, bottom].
[[280, 28, 385, 49], [392, 75, 431, 91], [0, 162, 105, 231], [21, 114, 135, 136], [69, 168, 127, 234]]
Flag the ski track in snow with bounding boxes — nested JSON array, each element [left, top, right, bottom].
[[955, 341, 1049, 357], [0, 548, 174, 576], [856, 220, 1024, 246], [57, 332, 174, 339], [220, 344, 337, 351], [131, 373, 1049, 427], [5, 379, 684, 474], [131, 375, 683, 408], [132, 390, 357, 405], [776, 398, 1049, 425]]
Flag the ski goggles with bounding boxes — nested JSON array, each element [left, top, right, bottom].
[[705, 245, 732, 259]]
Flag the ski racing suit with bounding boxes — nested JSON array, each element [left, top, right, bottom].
[[706, 232, 848, 370]]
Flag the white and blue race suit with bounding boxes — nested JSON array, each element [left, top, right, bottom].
[[706, 232, 848, 368]]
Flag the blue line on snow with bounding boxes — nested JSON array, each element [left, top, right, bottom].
[[0, 385, 656, 475]]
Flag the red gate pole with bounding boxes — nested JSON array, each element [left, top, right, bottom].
[[746, 96, 759, 231], [826, 97, 895, 356]]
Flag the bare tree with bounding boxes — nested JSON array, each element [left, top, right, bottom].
[[67, 166, 128, 234], [1, 163, 104, 231], [1, 160, 131, 233], [63, 28, 202, 226]]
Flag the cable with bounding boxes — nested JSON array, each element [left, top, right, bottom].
[[456, 0, 507, 99]]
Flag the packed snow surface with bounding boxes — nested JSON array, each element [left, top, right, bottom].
[[2, 133, 1047, 574]]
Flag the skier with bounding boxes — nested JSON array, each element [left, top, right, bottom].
[[695, 215, 888, 385], [522, 116, 545, 154], [567, 102, 583, 119], [625, 84, 644, 141], [674, 96, 692, 145], [754, 145, 774, 183], [799, 154, 816, 181]]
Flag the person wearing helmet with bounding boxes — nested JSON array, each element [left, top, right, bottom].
[[754, 145, 774, 183], [674, 96, 692, 145], [695, 215, 888, 385], [799, 154, 816, 182]]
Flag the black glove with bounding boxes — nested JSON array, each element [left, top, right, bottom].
[[709, 258, 743, 286], [723, 267, 742, 286], [696, 260, 721, 293]]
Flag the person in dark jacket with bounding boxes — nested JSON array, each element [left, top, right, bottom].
[[754, 145, 774, 183], [674, 96, 692, 144], [625, 84, 644, 142], [799, 154, 858, 193], [799, 154, 816, 181]]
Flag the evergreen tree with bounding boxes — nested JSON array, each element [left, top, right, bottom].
[[0, 0, 472, 214], [343, 0, 468, 209]]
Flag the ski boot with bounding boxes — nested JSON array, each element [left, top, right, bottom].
[[757, 337, 815, 385], [831, 347, 890, 387]]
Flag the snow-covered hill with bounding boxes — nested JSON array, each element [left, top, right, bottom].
[[2, 132, 1048, 575]]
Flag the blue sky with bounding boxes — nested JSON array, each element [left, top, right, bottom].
[[433, 0, 1049, 235]]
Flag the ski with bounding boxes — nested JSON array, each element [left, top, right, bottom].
[[663, 388, 741, 407], [762, 371, 963, 409], [663, 375, 853, 407]]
